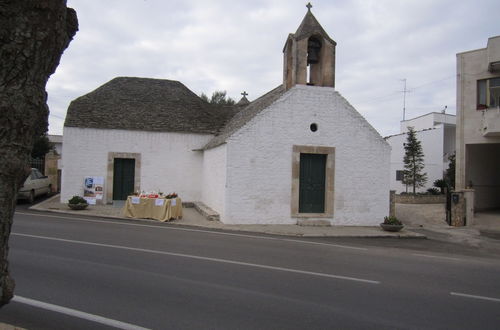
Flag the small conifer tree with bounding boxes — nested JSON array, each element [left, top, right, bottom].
[[402, 127, 427, 194]]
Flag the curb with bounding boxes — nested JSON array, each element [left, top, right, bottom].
[[25, 195, 426, 239]]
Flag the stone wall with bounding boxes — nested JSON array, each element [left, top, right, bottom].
[[44, 151, 60, 192], [395, 194, 446, 204], [201, 144, 226, 219]]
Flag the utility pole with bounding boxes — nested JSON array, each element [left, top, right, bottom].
[[400, 79, 411, 121]]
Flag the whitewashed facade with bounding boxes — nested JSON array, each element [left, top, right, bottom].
[[201, 85, 390, 225], [61, 127, 211, 203], [201, 144, 227, 220]]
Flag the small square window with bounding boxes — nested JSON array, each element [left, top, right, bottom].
[[396, 170, 404, 181]]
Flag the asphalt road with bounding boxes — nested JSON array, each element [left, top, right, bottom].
[[1, 209, 499, 329]]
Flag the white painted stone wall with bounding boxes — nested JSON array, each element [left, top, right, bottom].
[[386, 127, 445, 193], [201, 144, 226, 218], [219, 85, 390, 225], [443, 125, 456, 164], [400, 113, 455, 133], [61, 127, 212, 203], [400, 115, 435, 133]]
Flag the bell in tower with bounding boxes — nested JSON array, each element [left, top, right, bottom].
[[283, 3, 336, 90], [307, 37, 322, 64]]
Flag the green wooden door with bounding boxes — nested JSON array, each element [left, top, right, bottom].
[[299, 153, 326, 213], [113, 158, 135, 200]]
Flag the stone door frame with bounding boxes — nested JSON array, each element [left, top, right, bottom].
[[291, 145, 335, 218], [106, 152, 141, 204]]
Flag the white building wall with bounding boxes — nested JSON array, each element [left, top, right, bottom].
[[433, 113, 457, 126], [201, 144, 226, 218], [400, 112, 455, 133], [443, 125, 456, 165], [222, 85, 390, 225], [48, 135, 63, 155], [401, 115, 435, 133], [386, 127, 445, 193], [61, 127, 212, 203]]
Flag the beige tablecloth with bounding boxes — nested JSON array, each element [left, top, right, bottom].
[[123, 197, 183, 222]]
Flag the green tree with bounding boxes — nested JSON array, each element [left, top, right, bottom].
[[31, 134, 53, 159], [402, 127, 427, 194], [433, 179, 447, 194], [444, 153, 456, 190], [200, 90, 235, 105], [0, 1, 77, 306]]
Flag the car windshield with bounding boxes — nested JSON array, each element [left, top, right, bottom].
[[32, 169, 42, 179]]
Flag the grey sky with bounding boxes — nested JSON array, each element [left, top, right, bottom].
[[47, 0, 500, 136]]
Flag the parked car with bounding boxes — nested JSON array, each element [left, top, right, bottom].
[[18, 168, 52, 203]]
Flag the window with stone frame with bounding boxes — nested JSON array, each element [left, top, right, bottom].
[[477, 77, 500, 109]]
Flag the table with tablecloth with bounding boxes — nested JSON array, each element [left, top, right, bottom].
[[123, 196, 183, 222]]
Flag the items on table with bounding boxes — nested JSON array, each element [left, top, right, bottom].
[[133, 191, 178, 199], [123, 194, 183, 222]]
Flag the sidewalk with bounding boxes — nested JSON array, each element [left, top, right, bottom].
[[396, 203, 500, 248], [29, 195, 424, 238]]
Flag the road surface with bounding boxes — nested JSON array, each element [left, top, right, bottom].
[[1, 210, 499, 329]]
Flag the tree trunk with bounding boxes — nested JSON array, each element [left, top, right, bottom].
[[0, 0, 78, 306], [412, 155, 416, 194]]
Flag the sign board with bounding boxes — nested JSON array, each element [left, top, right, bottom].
[[84, 176, 104, 204]]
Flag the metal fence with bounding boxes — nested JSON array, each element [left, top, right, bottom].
[[30, 157, 45, 175]]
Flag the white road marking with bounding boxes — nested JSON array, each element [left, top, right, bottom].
[[13, 295, 150, 330], [412, 253, 461, 261], [450, 292, 500, 303], [12, 232, 380, 285], [16, 211, 367, 251]]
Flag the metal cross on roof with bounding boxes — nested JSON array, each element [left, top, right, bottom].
[[241, 91, 248, 97], [306, 2, 312, 11]]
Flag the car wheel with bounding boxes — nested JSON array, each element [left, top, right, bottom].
[[28, 190, 35, 204]]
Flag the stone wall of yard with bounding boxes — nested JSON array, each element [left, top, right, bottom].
[[395, 194, 446, 204]]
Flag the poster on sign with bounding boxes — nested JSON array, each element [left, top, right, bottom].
[[83, 176, 104, 204]]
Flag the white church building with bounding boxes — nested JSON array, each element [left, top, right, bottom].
[[61, 7, 390, 225]]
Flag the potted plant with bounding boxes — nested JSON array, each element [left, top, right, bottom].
[[68, 195, 89, 210], [380, 216, 404, 232]]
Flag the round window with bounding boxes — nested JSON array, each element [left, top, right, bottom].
[[310, 123, 318, 132]]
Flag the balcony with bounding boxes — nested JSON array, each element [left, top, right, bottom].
[[482, 107, 500, 136]]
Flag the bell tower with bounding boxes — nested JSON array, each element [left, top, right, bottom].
[[283, 3, 337, 90]]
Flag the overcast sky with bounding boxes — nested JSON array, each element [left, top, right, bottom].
[[46, 0, 500, 137]]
